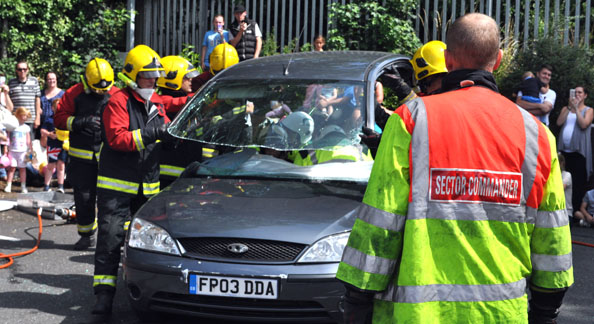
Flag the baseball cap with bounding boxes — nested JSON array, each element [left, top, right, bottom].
[[234, 5, 246, 13]]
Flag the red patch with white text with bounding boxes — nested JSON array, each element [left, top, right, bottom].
[[430, 168, 522, 205]]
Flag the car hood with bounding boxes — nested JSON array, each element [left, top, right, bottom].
[[136, 177, 364, 245]]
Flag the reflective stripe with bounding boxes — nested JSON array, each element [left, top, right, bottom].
[[357, 203, 405, 232], [212, 115, 222, 124], [97, 176, 139, 194], [378, 278, 527, 303], [124, 221, 130, 231], [160, 164, 185, 177], [420, 202, 531, 224], [67, 116, 75, 131], [195, 127, 203, 137], [407, 99, 431, 215], [132, 129, 144, 151], [143, 182, 160, 195], [202, 147, 218, 158], [518, 107, 540, 204], [77, 220, 97, 233], [69, 146, 94, 160], [93, 275, 117, 287], [536, 209, 569, 228], [233, 105, 246, 115], [341, 246, 397, 276], [532, 252, 573, 272]]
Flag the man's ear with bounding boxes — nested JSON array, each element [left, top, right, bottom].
[[492, 49, 503, 71], [444, 49, 454, 71]]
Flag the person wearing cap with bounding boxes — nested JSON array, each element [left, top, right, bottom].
[[229, 4, 262, 62], [54, 58, 120, 251], [90, 45, 184, 315]]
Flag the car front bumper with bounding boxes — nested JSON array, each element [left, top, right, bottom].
[[123, 247, 345, 323]]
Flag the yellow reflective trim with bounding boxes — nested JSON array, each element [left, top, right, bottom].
[[212, 115, 222, 124], [233, 105, 246, 115], [202, 147, 218, 158], [160, 164, 185, 177], [77, 220, 98, 233], [132, 129, 144, 151], [143, 182, 160, 195], [97, 176, 139, 194], [67, 116, 75, 131], [69, 146, 94, 160], [195, 127, 203, 137], [123, 221, 130, 231], [93, 275, 117, 287]]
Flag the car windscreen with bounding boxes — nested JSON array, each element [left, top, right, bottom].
[[168, 79, 373, 182]]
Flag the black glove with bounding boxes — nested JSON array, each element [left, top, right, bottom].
[[360, 127, 381, 159], [343, 284, 374, 324], [528, 286, 567, 324], [382, 70, 415, 105], [374, 103, 391, 131], [141, 123, 170, 145], [72, 115, 101, 133]]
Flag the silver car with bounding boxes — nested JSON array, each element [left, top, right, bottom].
[[123, 51, 413, 323]]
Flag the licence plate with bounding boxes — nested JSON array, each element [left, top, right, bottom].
[[189, 274, 278, 299]]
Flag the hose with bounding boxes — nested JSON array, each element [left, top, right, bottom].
[[572, 240, 594, 248], [0, 208, 43, 269]]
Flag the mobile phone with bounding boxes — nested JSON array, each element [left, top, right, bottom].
[[570, 88, 576, 99], [0, 76, 5, 86]]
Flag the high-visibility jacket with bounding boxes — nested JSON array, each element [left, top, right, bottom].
[[54, 83, 119, 163], [291, 144, 373, 166], [336, 85, 573, 323], [98, 88, 175, 197]]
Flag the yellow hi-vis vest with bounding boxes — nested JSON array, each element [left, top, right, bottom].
[[336, 86, 573, 323]]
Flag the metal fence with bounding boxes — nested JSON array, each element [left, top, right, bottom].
[[133, 0, 592, 56]]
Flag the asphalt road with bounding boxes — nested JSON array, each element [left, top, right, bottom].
[[0, 188, 593, 324]]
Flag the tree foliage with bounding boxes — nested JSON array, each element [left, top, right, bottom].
[[327, 0, 421, 55], [0, 0, 130, 88]]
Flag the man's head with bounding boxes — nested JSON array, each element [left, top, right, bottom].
[[234, 5, 247, 22], [122, 44, 164, 89], [86, 58, 114, 94], [445, 13, 502, 72], [213, 15, 225, 30], [157, 56, 199, 93], [536, 64, 553, 86], [209, 43, 239, 75], [15, 61, 29, 82]]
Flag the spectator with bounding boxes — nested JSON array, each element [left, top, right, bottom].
[[4, 107, 32, 193], [516, 64, 556, 126], [313, 35, 326, 52], [201, 14, 230, 72], [517, 71, 545, 103], [0, 72, 14, 112], [558, 153, 573, 222], [40, 98, 66, 193], [8, 61, 42, 137], [39, 72, 64, 147], [557, 86, 593, 220], [230, 5, 262, 61], [575, 186, 594, 227]]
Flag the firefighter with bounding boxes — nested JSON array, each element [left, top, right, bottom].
[[54, 58, 119, 250], [336, 13, 572, 324], [191, 43, 239, 92], [156, 55, 201, 189], [91, 45, 183, 315], [410, 40, 448, 96]]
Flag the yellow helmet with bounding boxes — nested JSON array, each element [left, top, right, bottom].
[[210, 43, 239, 75], [410, 41, 447, 82], [157, 56, 199, 90], [122, 44, 164, 82], [85, 58, 114, 92]]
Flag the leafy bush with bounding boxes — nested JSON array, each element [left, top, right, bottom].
[[327, 0, 421, 55], [181, 43, 202, 73]]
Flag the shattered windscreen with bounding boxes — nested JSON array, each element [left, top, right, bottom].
[[168, 79, 373, 182]]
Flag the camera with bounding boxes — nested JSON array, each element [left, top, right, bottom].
[[0, 76, 5, 86], [569, 88, 576, 99]]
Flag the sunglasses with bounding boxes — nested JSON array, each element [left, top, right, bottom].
[[16, 68, 28, 72]]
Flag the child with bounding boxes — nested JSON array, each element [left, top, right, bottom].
[[40, 98, 66, 192], [518, 71, 546, 103], [4, 107, 32, 193], [575, 187, 594, 227]]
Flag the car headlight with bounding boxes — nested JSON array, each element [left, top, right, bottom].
[[297, 232, 350, 263], [128, 218, 181, 255]]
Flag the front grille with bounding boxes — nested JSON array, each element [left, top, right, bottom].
[[150, 292, 335, 323], [178, 237, 306, 262]]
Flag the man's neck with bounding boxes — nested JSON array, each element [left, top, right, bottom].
[[18, 76, 27, 82]]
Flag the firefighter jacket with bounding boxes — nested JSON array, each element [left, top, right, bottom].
[[336, 70, 573, 323], [290, 138, 373, 166], [54, 83, 119, 163], [98, 88, 175, 197]]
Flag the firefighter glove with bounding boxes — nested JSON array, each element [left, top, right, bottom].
[[141, 123, 169, 145], [360, 127, 381, 159], [382, 70, 416, 105], [528, 286, 567, 324], [72, 115, 101, 133], [343, 284, 374, 324]]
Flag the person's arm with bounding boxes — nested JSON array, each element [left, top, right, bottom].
[[375, 81, 384, 104], [1, 85, 13, 111], [516, 95, 552, 116], [556, 106, 570, 127], [54, 83, 84, 130], [229, 24, 245, 47], [254, 37, 262, 58], [200, 45, 207, 71], [579, 201, 590, 219], [575, 106, 593, 130], [528, 128, 573, 323], [34, 96, 41, 129]]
